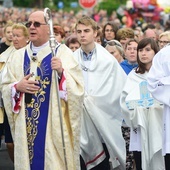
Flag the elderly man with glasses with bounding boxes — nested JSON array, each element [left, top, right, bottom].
[[1, 10, 84, 170]]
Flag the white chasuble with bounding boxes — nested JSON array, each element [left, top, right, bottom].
[[1, 43, 84, 170]]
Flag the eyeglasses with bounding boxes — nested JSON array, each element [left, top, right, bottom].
[[25, 21, 47, 28], [158, 40, 170, 44], [105, 29, 114, 32]]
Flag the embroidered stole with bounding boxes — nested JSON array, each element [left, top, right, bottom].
[[24, 50, 52, 169]]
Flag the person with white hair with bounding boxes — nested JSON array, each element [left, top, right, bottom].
[[105, 39, 125, 63], [158, 31, 170, 49]]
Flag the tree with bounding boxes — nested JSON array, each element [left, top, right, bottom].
[[98, 0, 127, 16]]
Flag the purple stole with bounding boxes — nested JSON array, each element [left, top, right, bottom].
[[24, 50, 52, 169]]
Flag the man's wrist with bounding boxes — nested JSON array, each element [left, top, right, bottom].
[[15, 84, 19, 92], [58, 73, 62, 79], [58, 69, 63, 79]]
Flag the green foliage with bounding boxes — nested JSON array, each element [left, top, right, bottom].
[[98, 0, 127, 15], [13, 0, 38, 7], [13, 0, 127, 14], [46, 0, 81, 13]]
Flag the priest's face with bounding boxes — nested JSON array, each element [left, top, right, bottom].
[[26, 11, 49, 47], [76, 24, 97, 47]]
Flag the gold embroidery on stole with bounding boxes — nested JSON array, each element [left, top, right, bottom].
[[25, 75, 50, 164]]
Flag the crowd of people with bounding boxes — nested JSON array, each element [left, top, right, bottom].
[[0, 5, 170, 170]]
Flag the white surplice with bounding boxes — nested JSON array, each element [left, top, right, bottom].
[[74, 43, 127, 170], [120, 69, 164, 170], [147, 44, 170, 156]]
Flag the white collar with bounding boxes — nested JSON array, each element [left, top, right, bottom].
[[31, 41, 49, 54]]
